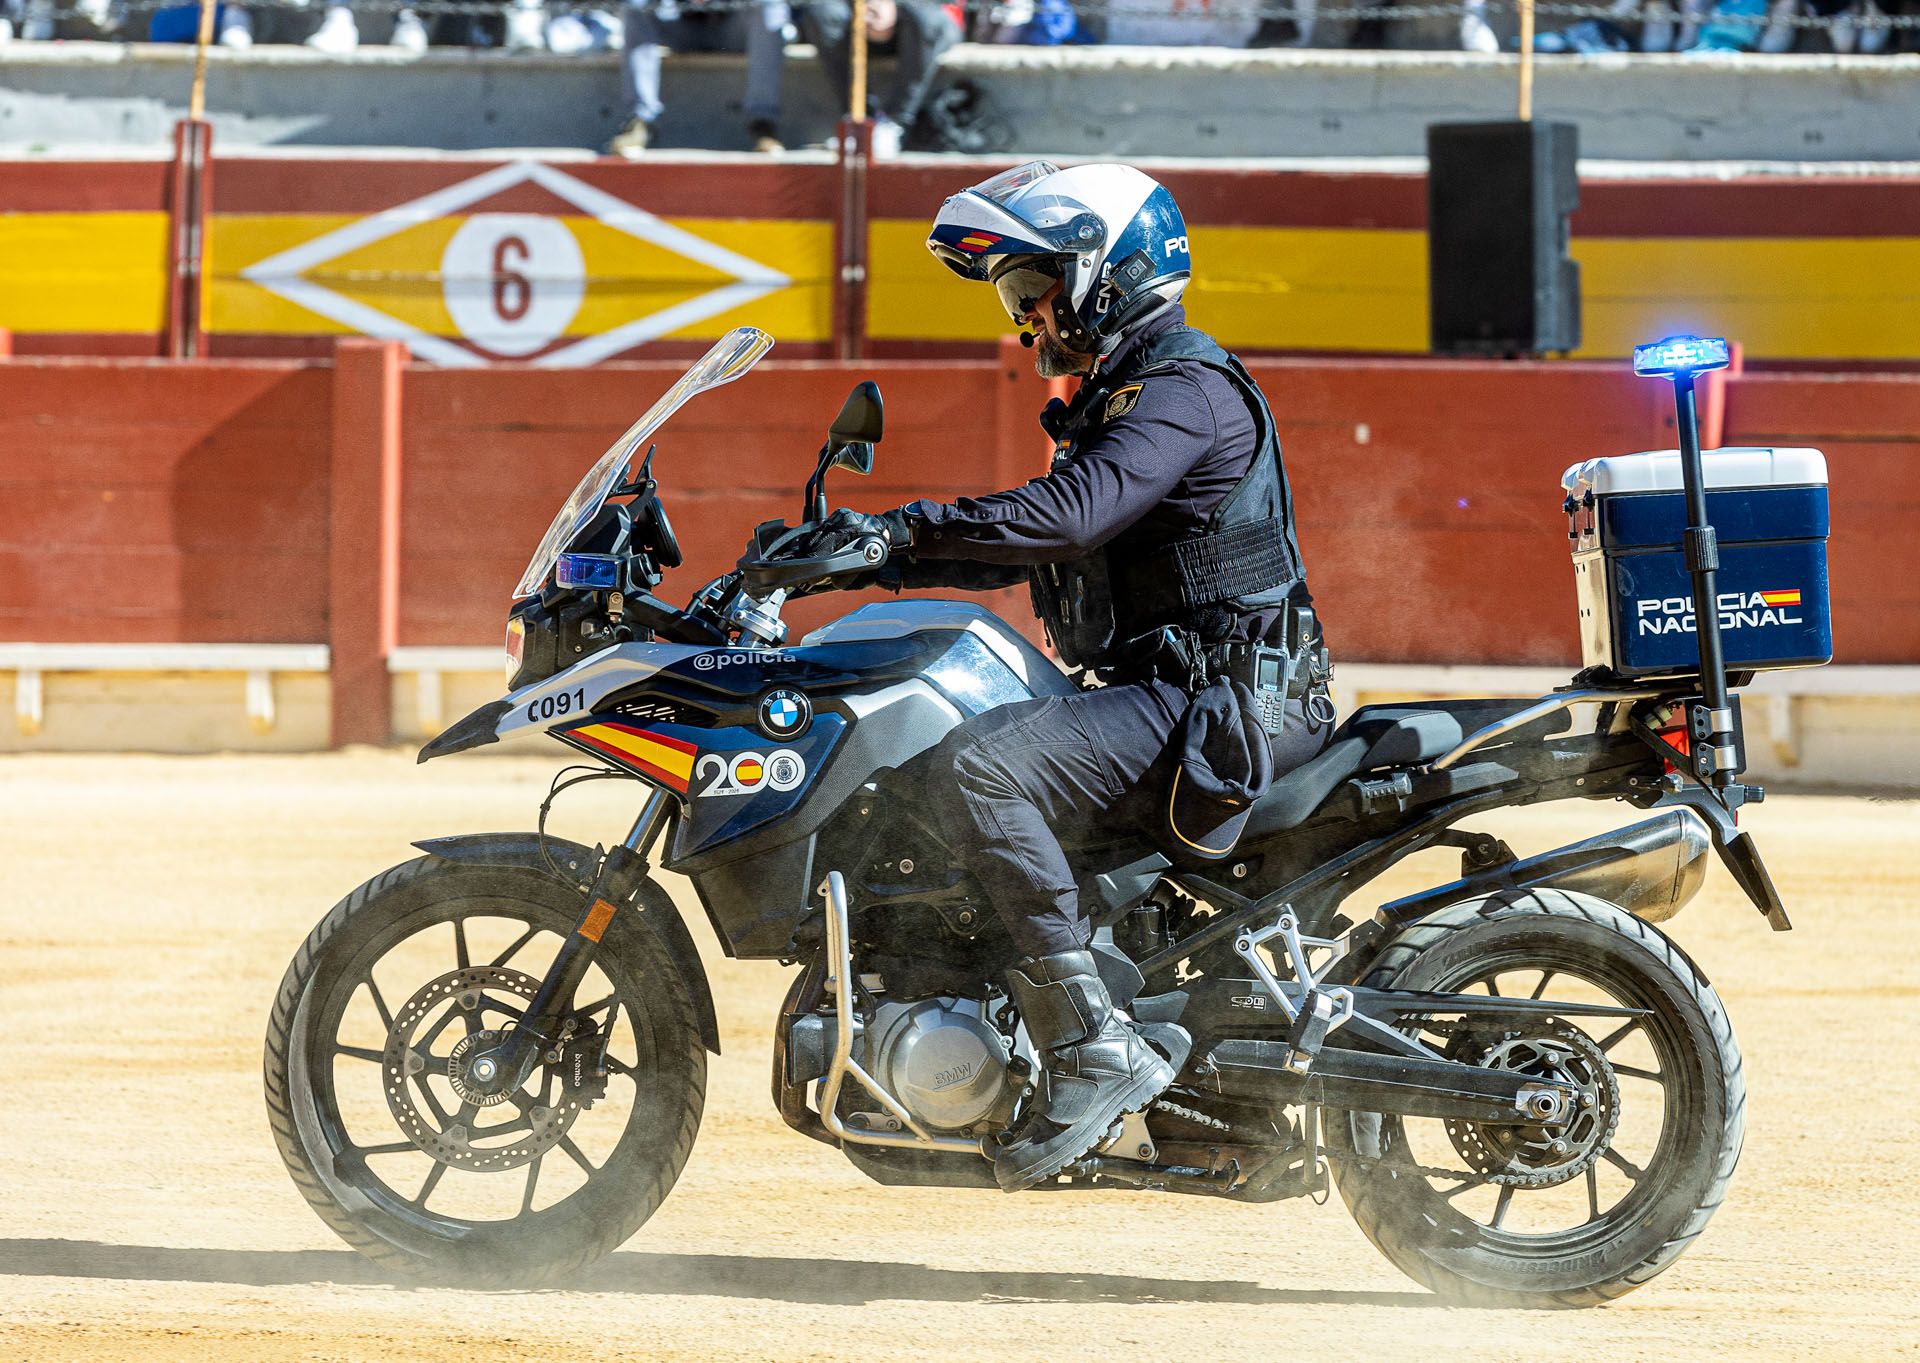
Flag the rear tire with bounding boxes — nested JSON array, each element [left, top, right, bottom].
[[1324, 888, 1743, 1307], [264, 855, 707, 1286]]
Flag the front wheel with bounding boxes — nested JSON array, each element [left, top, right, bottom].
[[1325, 888, 1744, 1307], [264, 854, 707, 1286]]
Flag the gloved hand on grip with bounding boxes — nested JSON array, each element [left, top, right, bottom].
[[817, 506, 915, 554]]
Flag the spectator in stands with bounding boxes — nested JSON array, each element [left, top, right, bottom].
[[609, 0, 792, 154], [798, 0, 962, 156]]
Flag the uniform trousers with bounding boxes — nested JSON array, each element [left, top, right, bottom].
[[927, 677, 1335, 960]]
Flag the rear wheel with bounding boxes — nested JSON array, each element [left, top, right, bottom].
[[1324, 888, 1743, 1307], [264, 855, 706, 1286]]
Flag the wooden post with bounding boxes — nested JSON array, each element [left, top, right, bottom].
[[1518, 0, 1536, 121], [833, 117, 872, 361], [163, 118, 213, 359], [328, 339, 406, 748], [189, 0, 217, 121], [851, 0, 869, 121]]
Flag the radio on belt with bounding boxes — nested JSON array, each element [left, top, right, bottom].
[[1563, 445, 1832, 679]]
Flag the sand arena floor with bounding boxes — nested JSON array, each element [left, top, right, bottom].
[[2, 751, 1917, 1362]]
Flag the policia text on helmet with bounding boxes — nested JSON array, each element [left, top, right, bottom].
[[842, 161, 1335, 1191]]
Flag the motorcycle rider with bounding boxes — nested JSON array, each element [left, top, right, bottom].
[[832, 161, 1336, 1191]]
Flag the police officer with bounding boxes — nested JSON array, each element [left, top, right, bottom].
[[837, 162, 1335, 1191]]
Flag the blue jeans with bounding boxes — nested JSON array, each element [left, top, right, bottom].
[[623, 0, 789, 126]]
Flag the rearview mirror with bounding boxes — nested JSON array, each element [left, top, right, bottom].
[[828, 381, 884, 449], [830, 442, 875, 476]]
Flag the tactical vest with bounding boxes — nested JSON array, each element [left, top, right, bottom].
[[1030, 325, 1309, 670]]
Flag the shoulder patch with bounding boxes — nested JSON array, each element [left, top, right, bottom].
[[1103, 384, 1144, 422]]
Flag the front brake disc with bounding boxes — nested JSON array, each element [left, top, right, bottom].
[[381, 966, 586, 1172]]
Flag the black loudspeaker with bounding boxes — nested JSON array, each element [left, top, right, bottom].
[[1427, 120, 1581, 356]]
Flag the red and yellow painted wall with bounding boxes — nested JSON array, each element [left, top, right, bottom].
[[5, 156, 1920, 364]]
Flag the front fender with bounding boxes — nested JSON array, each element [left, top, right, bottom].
[[412, 831, 721, 1055]]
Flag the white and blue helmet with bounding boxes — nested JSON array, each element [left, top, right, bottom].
[[927, 160, 1191, 350]]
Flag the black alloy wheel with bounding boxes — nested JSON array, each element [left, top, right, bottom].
[[1324, 887, 1743, 1307], [265, 856, 706, 1286]]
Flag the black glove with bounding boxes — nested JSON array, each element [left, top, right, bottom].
[[818, 506, 915, 554]]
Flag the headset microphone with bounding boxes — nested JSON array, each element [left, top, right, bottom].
[[1019, 331, 1036, 348]]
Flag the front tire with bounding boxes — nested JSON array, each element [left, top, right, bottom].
[[264, 854, 707, 1286], [1325, 888, 1743, 1307]]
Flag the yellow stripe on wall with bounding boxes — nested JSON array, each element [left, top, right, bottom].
[[0, 212, 169, 334], [870, 218, 1920, 360], [5, 206, 1919, 362]]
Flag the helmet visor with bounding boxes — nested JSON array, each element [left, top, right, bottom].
[[992, 259, 1063, 325], [971, 160, 1063, 206]]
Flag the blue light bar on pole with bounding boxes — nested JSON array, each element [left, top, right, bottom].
[[1632, 335, 1730, 379]]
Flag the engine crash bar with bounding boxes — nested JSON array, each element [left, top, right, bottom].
[[817, 871, 981, 1154]]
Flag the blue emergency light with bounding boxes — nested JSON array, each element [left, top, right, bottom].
[[1632, 335, 1730, 379], [555, 553, 622, 590]]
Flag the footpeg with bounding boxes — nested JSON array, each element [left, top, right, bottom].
[[1285, 990, 1338, 1075]]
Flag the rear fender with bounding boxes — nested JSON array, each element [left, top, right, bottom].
[[412, 831, 721, 1054]]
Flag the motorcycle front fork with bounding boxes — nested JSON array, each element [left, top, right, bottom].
[[470, 788, 675, 1090]]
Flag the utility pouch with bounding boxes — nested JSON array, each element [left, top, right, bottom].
[[1031, 555, 1118, 671]]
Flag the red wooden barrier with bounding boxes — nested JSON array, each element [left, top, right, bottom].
[[1725, 372, 1920, 665], [2, 351, 1913, 742], [330, 340, 406, 745], [0, 358, 331, 644]]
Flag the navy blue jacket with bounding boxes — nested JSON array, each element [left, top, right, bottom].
[[904, 307, 1258, 575]]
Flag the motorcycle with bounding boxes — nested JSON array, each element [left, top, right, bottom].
[[267, 326, 1814, 1305]]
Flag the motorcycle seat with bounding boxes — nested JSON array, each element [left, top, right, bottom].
[[1239, 699, 1566, 841]]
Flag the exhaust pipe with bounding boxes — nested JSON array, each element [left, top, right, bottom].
[[1383, 807, 1712, 927], [1542, 808, 1711, 922]]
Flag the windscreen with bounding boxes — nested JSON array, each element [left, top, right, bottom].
[[513, 327, 774, 599]]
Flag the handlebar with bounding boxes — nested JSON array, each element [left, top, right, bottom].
[[737, 518, 889, 595]]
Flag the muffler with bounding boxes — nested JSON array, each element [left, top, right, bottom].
[[1384, 807, 1712, 926]]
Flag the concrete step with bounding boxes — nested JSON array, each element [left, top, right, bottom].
[[2, 41, 1918, 160]]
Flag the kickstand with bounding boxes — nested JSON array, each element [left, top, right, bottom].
[[1303, 1103, 1330, 1205]]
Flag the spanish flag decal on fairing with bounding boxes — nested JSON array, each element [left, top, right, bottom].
[[1760, 589, 1802, 607], [566, 722, 698, 793]]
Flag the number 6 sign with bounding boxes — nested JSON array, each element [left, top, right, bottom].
[[440, 213, 587, 358]]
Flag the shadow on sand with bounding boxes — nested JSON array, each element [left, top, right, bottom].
[[0, 1238, 1430, 1307]]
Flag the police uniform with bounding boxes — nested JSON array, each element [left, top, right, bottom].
[[890, 305, 1336, 959]]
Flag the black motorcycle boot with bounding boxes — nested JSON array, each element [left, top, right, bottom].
[[994, 949, 1174, 1192]]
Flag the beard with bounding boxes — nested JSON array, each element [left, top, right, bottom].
[[1033, 333, 1093, 380]]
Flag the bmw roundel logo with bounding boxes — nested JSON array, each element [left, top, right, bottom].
[[758, 688, 811, 739]]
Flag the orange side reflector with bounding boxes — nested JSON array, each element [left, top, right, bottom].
[[579, 898, 618, 943]]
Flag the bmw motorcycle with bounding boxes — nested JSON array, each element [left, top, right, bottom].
[[267, 327, 1801, 1305]]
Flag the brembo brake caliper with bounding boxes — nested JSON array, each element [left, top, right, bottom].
[[1233, 911, 1354, 1074]]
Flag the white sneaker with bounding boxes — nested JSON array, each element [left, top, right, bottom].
[[1460, 7, 1501, 51], [505, 2, 546, 50], [549, 9, 619, 51], [306, 5, 359, 52], [0, 17, 13, 42], [218, 7, 254, 47], [869, 117, 903, 158], [390, 7, 427, 51]]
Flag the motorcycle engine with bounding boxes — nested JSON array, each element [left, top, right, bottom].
[[857, 997, 1011, 1133]]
